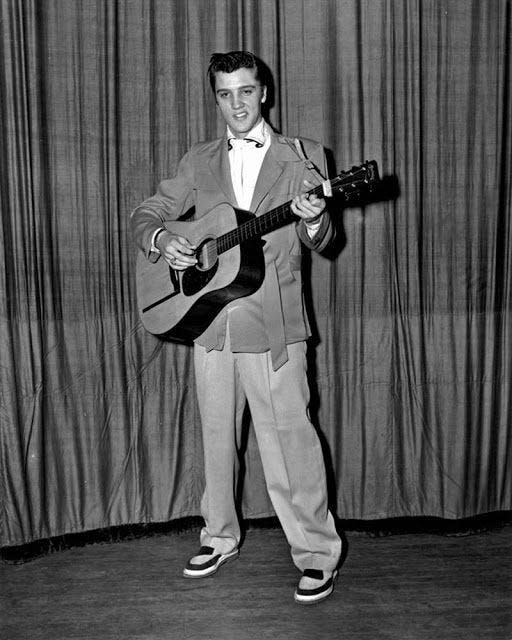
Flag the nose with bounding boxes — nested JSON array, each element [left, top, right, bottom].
[[231, 92, 243, 110]]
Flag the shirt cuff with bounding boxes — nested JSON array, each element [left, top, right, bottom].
[[150, 227, 165, 253], [304, 218, 322, 238]]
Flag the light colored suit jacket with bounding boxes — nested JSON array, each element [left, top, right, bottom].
[[131, 127, 336, 369]]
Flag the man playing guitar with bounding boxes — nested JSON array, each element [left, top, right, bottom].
[[131, 50, 342, 605]]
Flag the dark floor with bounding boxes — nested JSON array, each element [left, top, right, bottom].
[[1, 525, 511, 640]]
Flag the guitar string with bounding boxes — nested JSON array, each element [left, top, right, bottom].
[[216, 183, 325, 254], [213, 166, 370, 255], [197, 164, 373, 264]]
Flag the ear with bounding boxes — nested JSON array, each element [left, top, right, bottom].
[[261, 85, 267, 103]]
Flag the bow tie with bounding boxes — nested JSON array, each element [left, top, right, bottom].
[[227, 137, 264, 150]]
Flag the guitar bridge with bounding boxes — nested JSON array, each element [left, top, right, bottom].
[[141, 266, 181, 313]]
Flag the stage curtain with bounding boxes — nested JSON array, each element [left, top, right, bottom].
[[0, 0, 510, 548]]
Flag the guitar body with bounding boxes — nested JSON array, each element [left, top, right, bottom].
[[136, 203, 265, 342], [136, 160, 380, 343]]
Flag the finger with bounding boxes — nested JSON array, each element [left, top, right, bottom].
[[177, 253, 198, 265], [291, 198, 313, 219], [299, 195, 322, 213], [290, 196, 301, 216], [294, 195, 312, 212], [163, 234, 197, 262], [175, 236, 196, 253], [292, 196, 325, 220], [167, 252, 197, 267], [309, 196, 326, 211], [303, 191, 325, 208], [162, 245, 194, 264], [166, 254, 196, 270], [303, 178, 322, 192], [161, 234, 195, 253], [167, 259, 188, 271]]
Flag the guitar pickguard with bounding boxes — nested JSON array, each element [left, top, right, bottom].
[[182, 261, 219, 296]]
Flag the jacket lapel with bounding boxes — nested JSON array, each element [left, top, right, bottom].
[[208, 136, 237, 204], [250, 133, 286, 214], [207, 129, 291, 214]]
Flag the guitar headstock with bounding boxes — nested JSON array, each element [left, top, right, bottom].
[[331, 160, 380, 201]]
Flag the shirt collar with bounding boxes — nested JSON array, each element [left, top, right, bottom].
[[227, 119, 269, 149]]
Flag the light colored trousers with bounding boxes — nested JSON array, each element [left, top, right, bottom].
[[193, 338, 341, 572]]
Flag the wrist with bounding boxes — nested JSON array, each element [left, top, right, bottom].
[[304, 212, 324, 226], [153, 227, 167, 250]]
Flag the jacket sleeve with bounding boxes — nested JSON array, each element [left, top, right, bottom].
[[130, 149, 196, 262], [295, 141, 337, 254]]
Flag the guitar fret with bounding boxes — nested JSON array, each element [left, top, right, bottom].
[[217, 194, 313, 254]]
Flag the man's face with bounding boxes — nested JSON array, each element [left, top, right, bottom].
[[214, 67, 267, 138]]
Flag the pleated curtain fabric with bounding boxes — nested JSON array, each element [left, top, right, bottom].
[[0, 0, 510, 547]]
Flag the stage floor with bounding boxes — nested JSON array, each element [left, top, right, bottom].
[[1, 525, 511, 639]]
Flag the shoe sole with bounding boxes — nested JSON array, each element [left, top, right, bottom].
[[182, 549, 239, 579]]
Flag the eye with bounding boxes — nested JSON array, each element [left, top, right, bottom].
[[218, 91, 229, 99], [242, 88, 254, 95]]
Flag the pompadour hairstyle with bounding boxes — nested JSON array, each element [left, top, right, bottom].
[[207, 51, 263, 92]]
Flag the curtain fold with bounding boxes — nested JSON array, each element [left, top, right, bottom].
[[0, 0, 510, 547]]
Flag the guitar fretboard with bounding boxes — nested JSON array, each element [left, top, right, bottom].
[[216, 183, 326, 255], [214, 160, 378, 255]]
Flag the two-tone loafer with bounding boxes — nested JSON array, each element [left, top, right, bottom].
[[294, 568, 338, 604], [182, 545, 239, 578]]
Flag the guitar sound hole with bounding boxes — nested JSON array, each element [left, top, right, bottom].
[[196, 237, 218, 271]]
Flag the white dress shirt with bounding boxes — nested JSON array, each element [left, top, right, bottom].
[[227, 119, 270, 210]]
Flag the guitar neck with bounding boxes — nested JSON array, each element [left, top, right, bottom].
[[214, 160, 379, 255], [216, 182, 326, 255]]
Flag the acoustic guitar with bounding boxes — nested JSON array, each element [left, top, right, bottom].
[[136, 160, 380, 342]]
